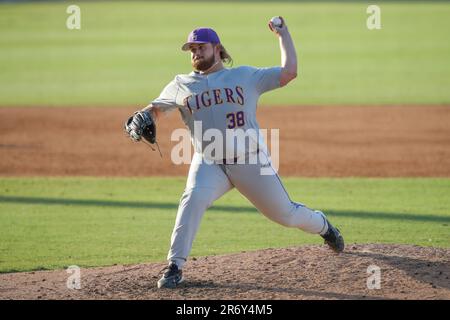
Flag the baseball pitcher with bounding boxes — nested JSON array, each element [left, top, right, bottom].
[[125, 17, 344, 289]]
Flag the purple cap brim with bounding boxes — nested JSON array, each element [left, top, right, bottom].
[[181, 28, 221, 51], [181, 41, 209, 51]]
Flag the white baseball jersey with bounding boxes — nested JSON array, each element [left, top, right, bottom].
[[151, 66, 282, 161]]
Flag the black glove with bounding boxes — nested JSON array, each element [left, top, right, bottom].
[[124, 110, 156, 144]]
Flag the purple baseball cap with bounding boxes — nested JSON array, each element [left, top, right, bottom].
[[181, 28, 221, 51]]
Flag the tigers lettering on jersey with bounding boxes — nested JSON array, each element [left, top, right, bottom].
[[183, 86, 244, 113]]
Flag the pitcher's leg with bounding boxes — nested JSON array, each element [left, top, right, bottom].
[[226, 152, 327, 234], [168, 153, 233, 269], [226, 151, 344, 252]]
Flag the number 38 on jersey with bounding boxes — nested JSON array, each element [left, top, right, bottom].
[[226, 111, 245, 129]]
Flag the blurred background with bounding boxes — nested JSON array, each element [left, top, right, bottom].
[[1, 0, 449, 107]]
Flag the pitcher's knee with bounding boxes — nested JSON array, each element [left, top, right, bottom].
[[257, 201, 302, 227], [260, 208, 299, 228], [267, 203, 326, 234], [277, 213, 301, 228], [179, 187, 215, 211]]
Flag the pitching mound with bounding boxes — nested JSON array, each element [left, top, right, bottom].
[[1, 244, 449, 300]]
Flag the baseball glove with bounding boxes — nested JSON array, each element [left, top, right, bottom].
[[124, 110, 156, 144]]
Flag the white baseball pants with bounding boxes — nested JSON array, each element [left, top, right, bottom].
[[167, 151, 328, 269]]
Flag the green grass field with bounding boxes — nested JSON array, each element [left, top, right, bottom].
[[1, 1, 449, 275], [1, 177, 449, 273], [1, 1, 450, 106]]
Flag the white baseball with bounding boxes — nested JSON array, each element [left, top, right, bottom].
[[270, 16, 283, 28]]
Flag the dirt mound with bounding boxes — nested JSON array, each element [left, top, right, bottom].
[[1, 106, 450, 177], [1, 244, 448, 300]]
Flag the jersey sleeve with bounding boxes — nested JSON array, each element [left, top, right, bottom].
[[150, 79, 180, 114], [251, 66, 282, 95]]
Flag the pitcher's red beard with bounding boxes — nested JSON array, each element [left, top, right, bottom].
[[192, 55, 216, 71]]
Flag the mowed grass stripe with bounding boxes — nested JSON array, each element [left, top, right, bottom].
[[0, 177, 449, 273], [0, 2, 450, 106]]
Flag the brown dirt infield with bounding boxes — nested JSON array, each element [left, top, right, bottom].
[[0, 244, 449, 300], [1, 105, 450, 177], [1, 105, 449, 300]]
